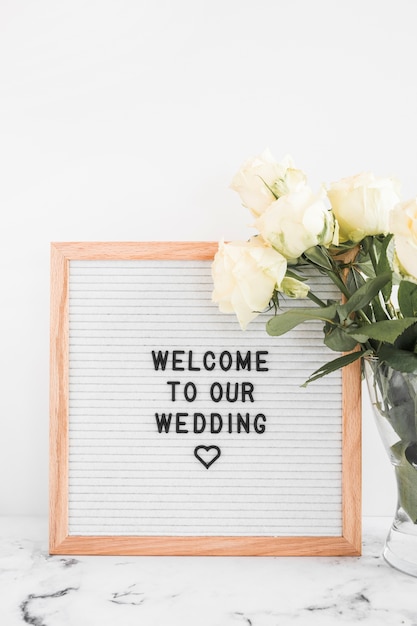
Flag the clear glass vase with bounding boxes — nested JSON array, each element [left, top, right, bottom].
[[364, 356, 417, 576]]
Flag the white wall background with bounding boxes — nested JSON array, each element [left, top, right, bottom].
[[2, 0, 416, 518]]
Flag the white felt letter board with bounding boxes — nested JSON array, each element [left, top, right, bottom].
[[50, 242, 361, 556]]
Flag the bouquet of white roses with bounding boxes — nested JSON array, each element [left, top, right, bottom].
[[212, 150, 417, 385]]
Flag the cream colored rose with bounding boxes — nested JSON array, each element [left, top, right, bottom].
[[254, 187, 336, 260], [212, 237, 287, 329], [390, 198, 417, 281], [230, 149, 306, 217], [327, 172, 401, 242]]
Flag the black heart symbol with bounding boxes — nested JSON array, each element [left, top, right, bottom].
[[194, 445, 221, 469]]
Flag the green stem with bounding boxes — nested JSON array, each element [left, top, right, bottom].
[[306, 291, 327, 307], [358, 309, 373, 325]]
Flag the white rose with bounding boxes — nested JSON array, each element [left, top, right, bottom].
[[212, 237, 287, 329], [230, 149, 307, 217], [327, 172, 401, 242], [254, 187, 336, 260], [390, 198, 417, 282]]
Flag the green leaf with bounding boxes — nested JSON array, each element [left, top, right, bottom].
[[371, 294, 389, 322], [285, 269, 308, 282], [330, 241, 358, 254], [323, 323, 359, 352], [387, 408, 417, 443], [383, 369, 417, 441], [345, 329, 370, 343], [347, 317, 417, 344], [345, 268, 366, 295], [302, 246, 333, 270], [302, 350, 367, 386], [388, 441, 417, 522], [339, 272, 392, 317], [361, 236, 372, 255], [396, 457, 417, 523], [379, 345, 417, 373], [395, 323, 417, 352], [398, 281, 417, 317], [266, 304, 338, 337], [377, 234, 393, 301], [356, 261, 375, 278]]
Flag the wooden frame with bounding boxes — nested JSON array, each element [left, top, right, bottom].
[[50, 242, 361, 556]]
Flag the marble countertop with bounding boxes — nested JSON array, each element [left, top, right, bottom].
[[1, 517, 417, 625]]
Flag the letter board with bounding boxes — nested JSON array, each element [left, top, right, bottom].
[[50, 242, 361, 555]]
